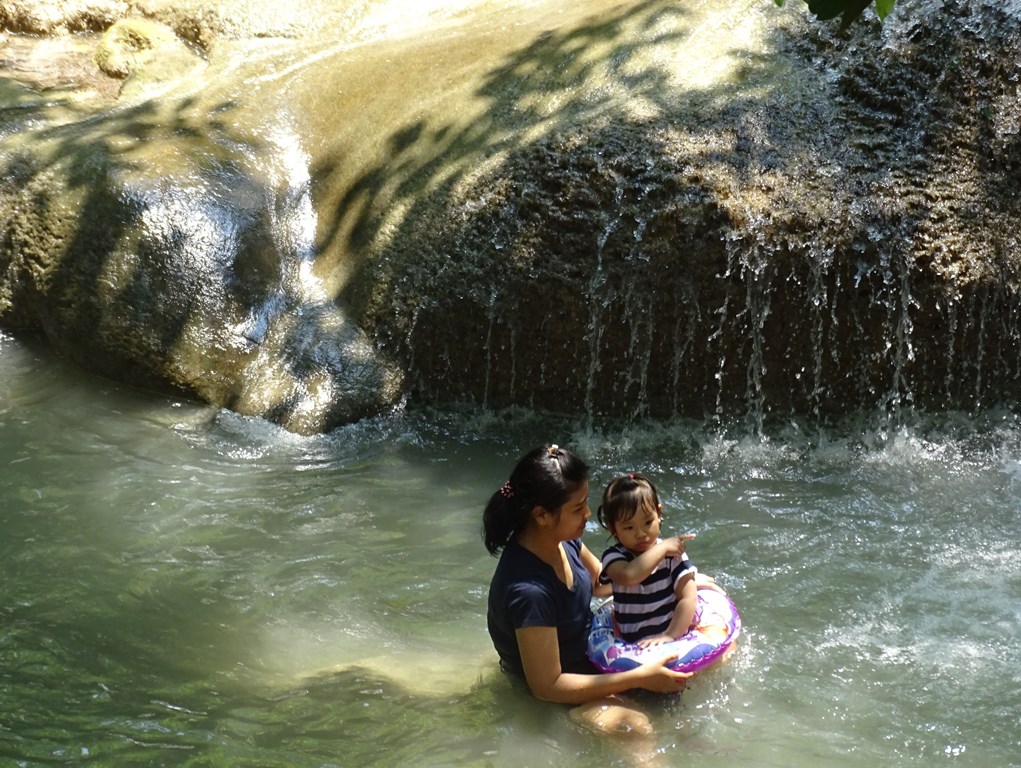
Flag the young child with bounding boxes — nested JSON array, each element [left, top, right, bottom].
[[597, 473, 698, 648]]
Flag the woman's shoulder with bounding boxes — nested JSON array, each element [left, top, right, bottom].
[[493, 540, 544, 581], [565, 538, 596, 566], [564, 538, 583, 555]]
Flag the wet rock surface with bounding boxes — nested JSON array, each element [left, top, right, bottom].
[[1, 0, 1020, 432], [349, 0, 1021, 423]]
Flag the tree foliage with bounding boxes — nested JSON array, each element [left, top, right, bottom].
[[776, 0, 897, 29]]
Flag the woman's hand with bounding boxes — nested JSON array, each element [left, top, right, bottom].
[[694, 571, 726, 593], [636, 653, 693, 693]]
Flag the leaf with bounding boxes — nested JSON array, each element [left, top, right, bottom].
[[806, 0, 848, 20], [837, 0, 873, 30], [875, 0, 896, 19], [805, 0, 889, 27], [789, 0, 898, 28]]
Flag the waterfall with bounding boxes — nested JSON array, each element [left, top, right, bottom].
[[4, 0, 1021, 433], [367, 0, 1021, 433]]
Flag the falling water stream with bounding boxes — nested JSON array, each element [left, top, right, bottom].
[[2, 332, 1019, 767]]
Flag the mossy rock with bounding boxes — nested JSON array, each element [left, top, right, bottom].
[[94, 17, 184, 79]]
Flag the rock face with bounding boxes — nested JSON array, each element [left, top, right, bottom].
[[346, 0, 1021, 424], [94, 18, 195, 78], [1, 0, 1020, 432], [0, 105, 402, 434], [0, 0, 348, 45]]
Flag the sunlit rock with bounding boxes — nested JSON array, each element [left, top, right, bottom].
[[1, 0, 1020, 432], [93, 18, 193, 79]]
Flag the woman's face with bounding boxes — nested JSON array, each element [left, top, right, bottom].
[[550, 480, 591, 541]]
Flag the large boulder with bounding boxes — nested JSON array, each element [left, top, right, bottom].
[[343, 0, 1021, 422], [0, 89, 402, 434], [1, 0, 1020, 431]]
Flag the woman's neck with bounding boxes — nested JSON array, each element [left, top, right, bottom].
[[516, 527, 562, 567], [518, 527, 573, 589]]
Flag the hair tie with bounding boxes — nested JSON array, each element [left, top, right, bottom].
[[629, 473, 634, 479], [547, 444, 559, 456], [499, 481, 515, 498]]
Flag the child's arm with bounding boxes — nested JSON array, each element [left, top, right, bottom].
[[665, 571, 698, 638], [602, 534, 695, 587]]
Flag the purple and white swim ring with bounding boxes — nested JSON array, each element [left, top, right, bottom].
[[587, 585, 741, 675]]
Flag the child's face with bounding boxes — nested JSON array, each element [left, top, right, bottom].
[[610, 504, 662, 554]]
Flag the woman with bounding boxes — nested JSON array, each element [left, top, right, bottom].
[[483, 444, 690, 735]]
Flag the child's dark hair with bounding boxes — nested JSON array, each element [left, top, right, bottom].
[[482, 444, 590, 555], [596, 472, 662, 532]]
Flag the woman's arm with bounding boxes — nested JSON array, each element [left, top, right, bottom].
[[516, 626, 690, 704], [580, 543, 612, 598]]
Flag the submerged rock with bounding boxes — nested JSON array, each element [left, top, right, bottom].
[[0, 0, 381, 47]]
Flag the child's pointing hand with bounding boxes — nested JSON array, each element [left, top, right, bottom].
[[661, 533, 696, 557]]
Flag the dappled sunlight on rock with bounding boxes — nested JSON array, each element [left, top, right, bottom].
[[2, 0, 1021, 434]]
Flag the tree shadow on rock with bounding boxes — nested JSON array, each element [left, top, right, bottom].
[[330, 0, 1021, 429], [0, 92, 261, 389], [0, 83, 398, 432]]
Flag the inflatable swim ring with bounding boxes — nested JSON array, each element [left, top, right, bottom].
[[587, 585, 741, 675]]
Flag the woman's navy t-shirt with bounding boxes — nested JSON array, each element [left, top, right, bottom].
[[487, 538, 598, 677]]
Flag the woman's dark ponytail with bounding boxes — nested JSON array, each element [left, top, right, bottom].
[[482, 491, 526, 555]]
